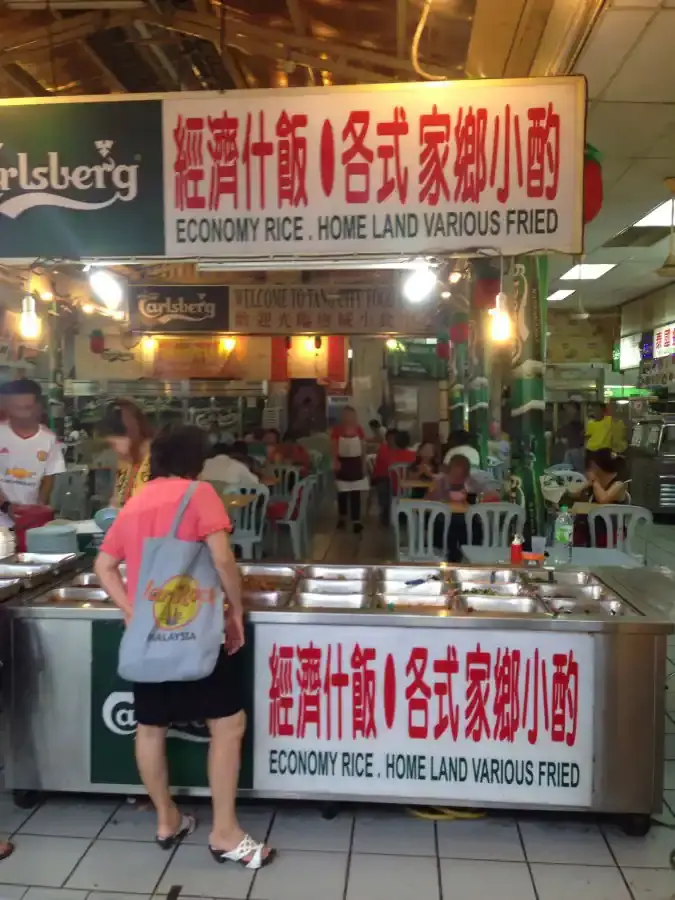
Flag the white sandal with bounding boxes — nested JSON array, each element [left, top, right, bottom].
[[209, 833, 276, 869]]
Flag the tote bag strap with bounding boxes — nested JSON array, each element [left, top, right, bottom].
[[168, 482, 200, 538]]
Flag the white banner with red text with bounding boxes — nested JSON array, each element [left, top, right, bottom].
[[163, 78, 585, 260], [253, 624, 594, 806]]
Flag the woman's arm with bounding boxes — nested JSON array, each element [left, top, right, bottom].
[[94, 551, 132, 621], [205, 530, 242, 612], [592, 480, 626, 505]]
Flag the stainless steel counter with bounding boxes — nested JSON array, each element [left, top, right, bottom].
[[3, 563, 673, 834]]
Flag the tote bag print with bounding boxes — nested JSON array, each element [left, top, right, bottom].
[[147, 574, 217, 637]]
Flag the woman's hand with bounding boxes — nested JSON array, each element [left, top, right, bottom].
[[225, 606, 245, 655]]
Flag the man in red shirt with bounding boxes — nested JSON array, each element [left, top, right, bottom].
[[372, 430, 416, 525]]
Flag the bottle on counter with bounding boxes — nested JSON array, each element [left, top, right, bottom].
[[510, 534, 524, 565], [552, 506, 574, 564]]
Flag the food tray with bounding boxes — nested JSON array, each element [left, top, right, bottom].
[[301, 566, 370, 581], [9, 553, 78, 567], [379, 580, 447, 596], [379, 595, 449, 609], [459, 594, 549, 615], [71, 572, 101, 586], [378, 567, 445, 583], [40, 588, 109, 603], [0, 563, 53, 583], [0, 579, 21, 601], [600, 598, 636, 617], [449, 568, 521, 584], [292, 592, 371, 609], [455, 583, 523, 597], [242, 591, 290, 608], [298, 579, 369, 595], [545, 598, 604, 616]]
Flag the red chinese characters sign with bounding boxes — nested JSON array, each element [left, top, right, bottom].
[[653, 322, 675, 359], [163, 78, 585, 259], [254, 625, 594, 806]]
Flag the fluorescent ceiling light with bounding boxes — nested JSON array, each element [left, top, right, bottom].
[[197, 256, 437, 272], [560, 264, 616, 281], [633, 200, 674, 228], [548, 289, 576, 303]]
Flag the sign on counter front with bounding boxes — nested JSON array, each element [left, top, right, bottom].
[[229, 285, 435, 334], [129, 285, 229, 332], [163, 78, 585, 259], [254, 625, 594, 806]]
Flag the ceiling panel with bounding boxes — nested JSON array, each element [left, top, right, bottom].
[[587, 101, 675, 157], [573, 8, 652, 99], [604, 10, 675, 102]]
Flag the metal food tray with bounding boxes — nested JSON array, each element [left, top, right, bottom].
[[460, 594, 549, 615], [239, 565, 297, 579], [9, 553, 78, 567], [292, 592, 371, 609], [0, 579, 21, 601], [455, 582, 523, 597], [379, 580, 448, 596], [71, 573, 102, 586], [0, 563, 53, 584], [449, 568, 521, 584], [301, 566, 370, 581], [545, 597, 606, 617], [39, 588, 109, 604], [298, 579, 369, 595], [242, 591, 290, 608], [379, 595, 449, 609], [378, 566, 445, 582]]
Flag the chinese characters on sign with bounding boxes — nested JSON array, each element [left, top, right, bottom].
[[163, 78, 585, 259], [254, 626, 594, 806], [229, 285, 435, 334], [653, 322, 675, 359]]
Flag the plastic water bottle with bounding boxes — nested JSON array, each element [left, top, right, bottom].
[[553, 506, 573, 564]]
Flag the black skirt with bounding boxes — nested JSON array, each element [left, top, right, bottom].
[[133, 646, 246, 727]]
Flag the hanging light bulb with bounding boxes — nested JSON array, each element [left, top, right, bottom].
[[448, 270, 462, 284], [403, 264, 437, 304], [489, 290, 512, 343], [19, 295, 41, 340], [220, 336, 236, 352], [89, 269, 123, 310]]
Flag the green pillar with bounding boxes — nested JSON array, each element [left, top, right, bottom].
[[509, 256, 548, 539], [449, 311, 468, 433], [468, 308, 489, 466], [47, 302, 65, 439]]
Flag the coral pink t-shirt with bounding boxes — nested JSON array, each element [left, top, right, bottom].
[[100, 478, 231, 605]]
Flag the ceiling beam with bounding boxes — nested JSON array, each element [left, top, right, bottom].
[[2, 62, 50, 95], [0, 10, 136, 62], [285, 0, 316, 85], [50, 7, 127, 92], [396, 0, 407, 60]]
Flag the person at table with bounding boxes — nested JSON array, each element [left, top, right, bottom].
[[569, 448, 628, 547], [94, 425, 274, 869], [443, 429, 481, 468], [428, 454, 481, 562], [200, 442, 260, 487], [331, 405, 369, 533], [407, 441, 440, 498], [262, 428, 311, 475], [97, 399, 152, 507], [0, 378, 65, 526]]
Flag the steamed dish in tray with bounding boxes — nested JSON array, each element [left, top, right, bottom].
[[241, 574, 293, 592]]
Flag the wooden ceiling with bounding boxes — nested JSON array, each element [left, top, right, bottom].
[[0, 0, 476, 99]]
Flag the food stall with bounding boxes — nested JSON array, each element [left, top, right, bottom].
[[3, 561, 672, 836]]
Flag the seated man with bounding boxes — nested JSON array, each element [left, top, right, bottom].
[[200, 442, 260, 486]]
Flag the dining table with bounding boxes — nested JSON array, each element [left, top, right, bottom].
[[461, 544, 643, 568]]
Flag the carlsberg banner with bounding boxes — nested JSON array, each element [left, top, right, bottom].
[[0, 79, 585, 262]]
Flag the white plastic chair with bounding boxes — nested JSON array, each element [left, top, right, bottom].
[[465, 502, 525, 549], [394, 500, 452, 562], [269, 464, 301, 501], [274, 476, 314, 560], [225, 483, 270, 560], [486, 455, 504, 483], [588, 504, 653, 563], [388, 462, 411, 498], [554, 470, 587, 488], [545, 463, 574, 473]]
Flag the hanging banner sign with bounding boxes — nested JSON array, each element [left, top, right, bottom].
[[163, 78, 585, 259], [229, 284, 435, 334], [129, 284, 229, 332], [254, 624, 595, 806], [0, 77, 585, 262]]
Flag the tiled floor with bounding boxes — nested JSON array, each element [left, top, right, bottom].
[[0, 745, 673, 900]]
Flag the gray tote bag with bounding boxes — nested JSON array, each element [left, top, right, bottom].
[[118, 482, 225, 683]]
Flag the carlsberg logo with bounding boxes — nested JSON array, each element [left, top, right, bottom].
[[102, 691, 209, 743], [0, 139, 139, 219]]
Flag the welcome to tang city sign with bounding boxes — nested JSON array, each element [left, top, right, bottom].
[[0, 77, 585, 262]]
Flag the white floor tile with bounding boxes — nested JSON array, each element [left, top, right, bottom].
[[530, 863, 632, 900], [604, 823, 675, 868], [623, 866, 675, 900], [665, 734, 675, 760], [437, 817, 524, 861], [439, 858, 535, 900], [0, 835, 90, 887], [18, 799, 119, 838], [87, 894, 152, 900], [352, 809, 435, 856], [664, 759, 675, 789], [251, 849, 347, 900], [267, 808, 352, 852], [97, 804, 157, 841], [666, 715, 675, 735], [0, 795, 39, 836], [66, 839, 167, 893], [22, 891, 87, 900], [182, 802, 275, 846], [519, 820, 613, 866], [348, 853, 439, 900], [0, 887, 26, 900], [157, 843, 254, 899]]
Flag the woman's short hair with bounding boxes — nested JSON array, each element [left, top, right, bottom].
[[150, 425, 209, 480], [587, 447, 619, 474]]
